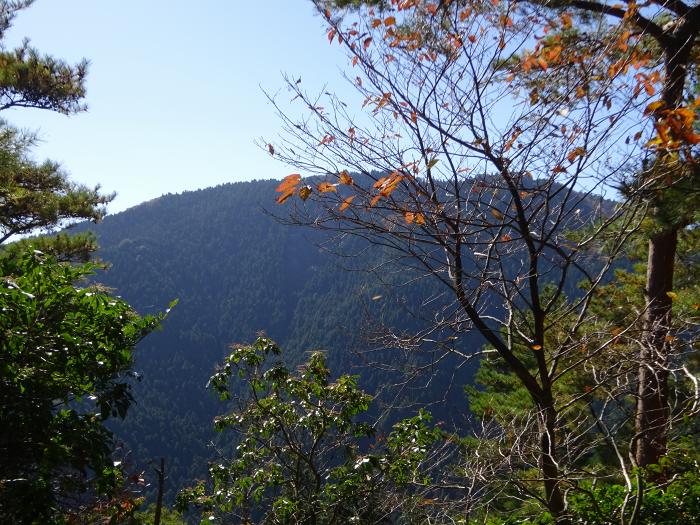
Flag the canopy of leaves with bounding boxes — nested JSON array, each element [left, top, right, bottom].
[[177, 337, 445, 524], [0, 249, 164, 523]]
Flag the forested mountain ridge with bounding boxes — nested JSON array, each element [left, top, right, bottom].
[[4, 0, 699, 519], [72, 179, 482, 499]]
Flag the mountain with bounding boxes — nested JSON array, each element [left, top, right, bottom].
[[72, 180, 480, 501]]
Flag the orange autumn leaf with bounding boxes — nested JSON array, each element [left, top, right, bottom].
[[364, 37, 373, 50], [459, 8, 472, 21], [546, 45, 562, 63], [531, 344, 543, 351], [403, 208, 425, 225], [566, 147, 586, 163], [384, 16, 396, 26], [339, 170, 354, 185], [317, 181, 337, 193], [277, 188, 296, 204], [371, 18, 382, 28], [500, 15, 513, 27], [426, 2, 438, 15], [327, 28, 336, 43], [370, 194, 382, 207], [560, 12, 572, 28], [339, 195, 355, 211], [276, 174, 302, 194], [675, 106, 696, 120], [529, 89, 539, 104], [380, 175, 403, 197], [618, 31, 630, 51], [504, 129, 521, 152], [373, 176, 389, 189], [375, 92, 392, 110]]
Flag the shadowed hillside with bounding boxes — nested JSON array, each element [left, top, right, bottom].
[[73, 180, 482, 500]]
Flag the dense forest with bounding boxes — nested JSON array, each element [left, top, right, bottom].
[[74, 180, 486, 500], [2, 0, 700, 524]]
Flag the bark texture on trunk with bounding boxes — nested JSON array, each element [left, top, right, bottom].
[[635, 228, 677, 466]]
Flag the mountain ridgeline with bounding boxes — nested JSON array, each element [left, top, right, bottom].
[[72, 179, 480, 500]]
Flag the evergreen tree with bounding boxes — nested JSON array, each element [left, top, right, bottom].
[[0, 0, 111, 252], [0, 2, 160, 522]]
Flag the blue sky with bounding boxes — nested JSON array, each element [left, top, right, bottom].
[[4, 1, 352, 213]]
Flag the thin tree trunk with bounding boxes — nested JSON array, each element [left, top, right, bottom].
[[153, 457, 165, 525], [635, 229, 677, 466], [540, 395, 569, 523]]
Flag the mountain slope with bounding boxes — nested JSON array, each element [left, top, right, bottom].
[[74, 180, 480, 499]]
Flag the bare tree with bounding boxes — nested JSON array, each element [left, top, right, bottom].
[[263, 1, 697, 520]]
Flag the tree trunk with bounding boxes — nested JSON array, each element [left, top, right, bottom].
[[154, 457, 165, 525], [635, 228, 677, 466], [539, 397, 569, 523], [634, 22, 694, 467]]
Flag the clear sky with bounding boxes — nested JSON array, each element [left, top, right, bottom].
[[4, 1, 353, 213]]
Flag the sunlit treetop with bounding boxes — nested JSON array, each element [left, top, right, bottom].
[[0, 0, 87, 114], [0, 1, 110, 250]]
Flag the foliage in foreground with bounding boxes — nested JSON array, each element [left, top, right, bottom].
[[177, 335, 700, 524], [0, 249, 167, 523], [177, 337, 447, 524]]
